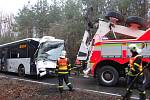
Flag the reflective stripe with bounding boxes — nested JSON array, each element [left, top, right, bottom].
[[58, 72, 69, 74], [67, 83, 71, 86], [134, 63, 142, 72], [129, 66, 135, 71], [59, 65, 68, 70], [129, 55, 142, 73], [58, 86, 63, 88], [134, 63, 140, 67], [127, 71, 143, 76], [140, 91, 146, 94]]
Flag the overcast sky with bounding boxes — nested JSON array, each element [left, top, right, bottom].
[[0, 0, 41, 15]]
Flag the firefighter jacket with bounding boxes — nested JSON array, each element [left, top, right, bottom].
[[56, 57, 71, 74], [128, 55, 143, 76]]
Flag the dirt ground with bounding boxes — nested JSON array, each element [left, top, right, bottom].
[[0, 76, 123, 100]]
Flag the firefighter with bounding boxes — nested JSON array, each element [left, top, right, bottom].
[[126, 44, 146, 100], [56, 50, 73, 93]]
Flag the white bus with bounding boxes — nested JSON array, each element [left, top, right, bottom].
[[0, 36, 64, 77]]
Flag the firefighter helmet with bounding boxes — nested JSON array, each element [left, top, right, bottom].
[[128, 44, 142, 54], [62, 50, 66, 56], [60, 50, 66, 58]]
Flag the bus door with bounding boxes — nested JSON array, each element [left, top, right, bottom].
[[1, 48, 8, 72]]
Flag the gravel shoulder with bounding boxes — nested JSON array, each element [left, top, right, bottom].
[[0, 76, 123, 100]]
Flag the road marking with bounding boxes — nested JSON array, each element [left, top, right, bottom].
[[0, 75, 145, 100], [75, 88, 140, 100], [12, 77, 57, 86], [0, 75, 8, 78], [0, 75, 57, 86]]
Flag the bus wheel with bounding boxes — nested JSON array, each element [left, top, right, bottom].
[[18, 65, 25, 77], [97, 65, 119, 86]]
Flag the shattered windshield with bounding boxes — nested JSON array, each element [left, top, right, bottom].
[[37, 41, 64, 61]]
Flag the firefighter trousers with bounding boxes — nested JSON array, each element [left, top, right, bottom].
[[58, 74, 73, 93], [126, 75, 146, 100]]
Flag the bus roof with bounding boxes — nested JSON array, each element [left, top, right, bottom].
[[0, 37, 64, 48], [39, 36, 64, 43], [0, 38, 40, 48]]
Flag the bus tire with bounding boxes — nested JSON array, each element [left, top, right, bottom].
[[97, 65, 119, 86], [105, 11, 124, 23], [126, 16, 146, 28], [18, 65, 25, 77]]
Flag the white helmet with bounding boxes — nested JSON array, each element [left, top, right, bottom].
[[62, 50, 66, 56], [128, 44, 142, 54], [60, 50, 66, 58]]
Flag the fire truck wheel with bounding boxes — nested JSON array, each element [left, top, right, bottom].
[[126, 16, 146, 28], [18, 65, 25, 77], [105, 11, 124, 23], [97, 66, 119, 86]]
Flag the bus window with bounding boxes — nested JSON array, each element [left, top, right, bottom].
[[37, 42, 64, 61], [10, 48, 18, 58], [19, 47, 28, 58], [11, 51, 18, 58]]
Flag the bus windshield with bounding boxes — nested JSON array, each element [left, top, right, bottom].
[[37, 41, 64, 61]]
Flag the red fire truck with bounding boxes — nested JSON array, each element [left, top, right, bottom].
[[76, 12, 150, 86]]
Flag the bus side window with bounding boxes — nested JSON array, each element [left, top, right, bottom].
[[11, 53, 17, 58], [19, 48, 28, 58], [11, 49, 18, 58]]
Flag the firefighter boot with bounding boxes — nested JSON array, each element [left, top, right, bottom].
[[124, 93, 131, 100], [58, 87, 63, 93], [139, 92, 146, 100], [124, 89, 132, 100], [67, 83, 73, 91]]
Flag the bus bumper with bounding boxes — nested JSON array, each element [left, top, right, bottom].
[[39, 71, 47, 77], [38, 68, 47, 77], [46, 68, 56, 75]]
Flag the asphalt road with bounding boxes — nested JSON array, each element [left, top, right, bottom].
[[39, 75, 150, 98], [0, 72, 150, 99]]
